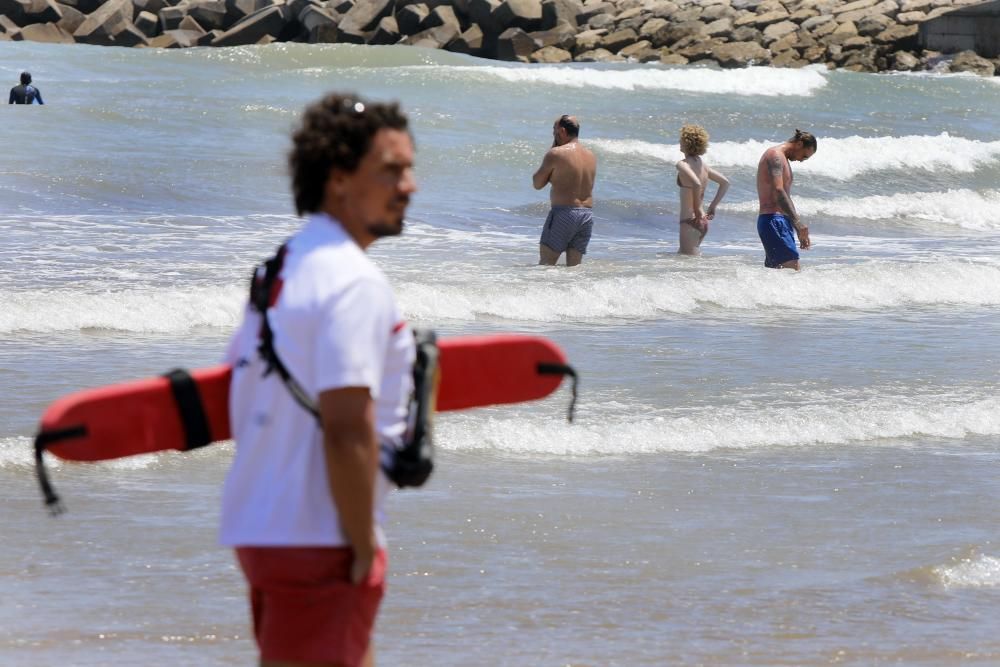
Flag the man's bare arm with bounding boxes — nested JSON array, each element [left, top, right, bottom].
[[532, 150, 555, 190], [320, 386, 379, 584], [768, 154, 803, 229]]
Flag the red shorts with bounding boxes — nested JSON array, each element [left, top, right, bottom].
[[235, 546, 387, 666]]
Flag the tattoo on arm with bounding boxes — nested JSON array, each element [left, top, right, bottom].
[[767, 155, 783, 177], [768, 155, 802, 229]]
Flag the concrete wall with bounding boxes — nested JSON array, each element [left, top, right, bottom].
[[920, 0, 1000, 56]]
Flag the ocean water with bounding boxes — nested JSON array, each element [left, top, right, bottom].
[[3, 42, 1000, 665]]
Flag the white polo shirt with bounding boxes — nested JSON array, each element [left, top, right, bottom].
[[219, 213, 414, 547]]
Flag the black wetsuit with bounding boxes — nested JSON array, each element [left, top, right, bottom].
[[9, 84, 43, 105]]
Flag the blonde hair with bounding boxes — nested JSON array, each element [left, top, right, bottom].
[[680, 124, 708, 156]]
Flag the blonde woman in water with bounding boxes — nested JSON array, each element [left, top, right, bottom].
[[676, 124, 729, 255]]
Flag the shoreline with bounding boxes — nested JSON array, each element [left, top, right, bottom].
[[1, 0, 998, 76]]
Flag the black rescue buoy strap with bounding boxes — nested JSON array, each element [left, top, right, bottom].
[[248, 244, 436, 489], [163, 369, 213, 451], [33, 425, 85, 516], [35, 368, 215, 516], [248, 243, 320, 422], [536, 362, 579, 423]]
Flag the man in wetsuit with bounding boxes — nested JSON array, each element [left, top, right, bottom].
[[9, 72, 44, 105], [532, 115, 597, 267], [756, 129, 816, 270]]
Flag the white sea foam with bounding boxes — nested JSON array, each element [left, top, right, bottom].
[[934, 555, 1000, 589], [442, 64, 828, 96], [0, 436, 157, 469], [6, 259, 1000, 332], [398, 260, 1000, 323], [724, 189, 1000, 232], [437, 392, 1000, 456], [2, 285, 246, 334], [591, 133, 1000, 179]]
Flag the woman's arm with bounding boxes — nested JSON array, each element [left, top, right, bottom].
[[705, 167, 729, 219]]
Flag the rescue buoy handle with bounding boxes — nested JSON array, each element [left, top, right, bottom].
[[536, 362, 578, 423], [33, 426, 85, 516]]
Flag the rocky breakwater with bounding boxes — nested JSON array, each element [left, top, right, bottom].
[[0, 0, 996, 76]]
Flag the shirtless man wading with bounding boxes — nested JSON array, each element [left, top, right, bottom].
[[756, 129, 817, 270], [532, 115, 597, 267]]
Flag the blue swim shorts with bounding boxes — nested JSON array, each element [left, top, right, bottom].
[[540, 207, 593, 255], [757, 213, 799, 268]]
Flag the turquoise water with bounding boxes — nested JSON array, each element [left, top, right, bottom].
[[2, 42, 1000, 665]]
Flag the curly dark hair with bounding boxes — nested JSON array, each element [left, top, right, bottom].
[[289, 93, 409, 216]]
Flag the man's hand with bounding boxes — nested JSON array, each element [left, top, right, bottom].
[[796, 226, 811, 250], [350, 542, 377, 585]]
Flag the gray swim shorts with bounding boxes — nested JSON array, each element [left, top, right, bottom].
[[539, 207, 593, 254]]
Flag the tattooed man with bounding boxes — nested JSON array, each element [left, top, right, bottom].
[[755, 129, 816, 270]]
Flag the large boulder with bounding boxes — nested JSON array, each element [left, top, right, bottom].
[[446, 22, 482, 53], [832, 0, 878, 15], [0, 0, 27, 22], [892, 50, 920, 70], [586, 13, 612, 30], [400, 21, 459, 48], [158, 5, 187, 31], [395, 2, 428, 35], [112, 20, 148, 43], [709, 40, 770, 67], [762, 19, 796, 43], [149, 27, 200, 45], [856, 13, 892, 37], [541, 0, 581, 28], [23, 0, 64, 25], [421, 4, 460, 31], [468, 0, 501, 32], [597, 26, 635, 53], [0, 14, 21, 35], [704, 17, 733, 38], [493, 0, 548, 32], [650, 19, 703, 48], [73, 0, 134, 45], [751, 10, 789, 28], [573, 47, 623, 62], [530, 44, 571, 62], [638, 17, 666, 39], [134, 9, 157, 35], [17, 21, 75, 42], [337, 0, 392, 33], [874, 23, 917, 48], [298, 4, 336, 30], [496, 25, 538, 60], [56, 3, 86, 32], [571, 27, 606, 53], [619, 39, 653, 60], [528, 19, 574, 49], [369, 14, 399, 44], [187, 0, 227, 30], [132, 0, 165, 15], [574, 1, 612, 25], [895, 10, 925, 24], [949, 50, 996, 77], [61, 0, 102, 13], [210, 3, 287, 45], [299, 4, 337, 38]]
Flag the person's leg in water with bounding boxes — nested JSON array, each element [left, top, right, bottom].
[[539, 243, 561, 265], [678, 218, 706, 256]]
